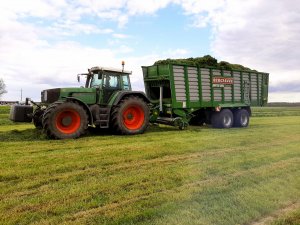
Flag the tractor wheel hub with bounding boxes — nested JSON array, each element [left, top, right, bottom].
[[127, 113, 133, 120], [62, 116, 72, 126]]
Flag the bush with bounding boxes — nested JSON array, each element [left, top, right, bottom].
[[0, 106, 10, 114]]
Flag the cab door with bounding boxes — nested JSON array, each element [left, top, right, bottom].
[[89, 72, 103, 104], [102, 74, 121, 103]]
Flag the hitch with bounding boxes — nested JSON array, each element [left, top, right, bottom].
[[25, 97, 41, 108]]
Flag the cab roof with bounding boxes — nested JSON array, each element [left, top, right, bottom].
[[89, 66, 132, 74]]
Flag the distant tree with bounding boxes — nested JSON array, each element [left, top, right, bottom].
[[0, 78, 7, 99]]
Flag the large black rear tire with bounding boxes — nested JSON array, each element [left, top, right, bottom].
[[111, 96, 149, 135], [233, 109, 249, 127], [211, 109, 233, 128], [42, 102, 88, 139]]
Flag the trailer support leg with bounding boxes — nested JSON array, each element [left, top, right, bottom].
[[159, 86, 163, 112]]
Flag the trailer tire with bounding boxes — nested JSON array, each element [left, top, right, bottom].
[[211, 109, 233, 128], [189, 114, 205, 126], [42, 102, 88, 139], [111, 96, 149, 135], [233, 109, 249, 127]]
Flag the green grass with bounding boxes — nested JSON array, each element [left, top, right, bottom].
[[270, 208, 300, 225], [0, 106, 299, 225], [0, 106, 10, 114], [252, 107, 300, 117]]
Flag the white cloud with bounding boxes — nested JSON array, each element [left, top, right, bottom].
[[0, 0, 177, 101], [269, 92, 300, 103], [205, 0, 300, 101], [179, 0, 225, 15], [113, 33, 130, 39], [50, 21, 114, 36], [0, 0, 299, 102], [126, 0, 173, 15], [171, 0, 300, 102], [0, 0, 66, 19], [1, 39, 118, 101]]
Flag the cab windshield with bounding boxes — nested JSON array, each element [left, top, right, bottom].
[[88, 71, 131, 90], [90, 73, 102, 88]]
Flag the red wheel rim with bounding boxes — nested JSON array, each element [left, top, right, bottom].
[[55, 109, 81, 134], [122, 105, 145, 130]]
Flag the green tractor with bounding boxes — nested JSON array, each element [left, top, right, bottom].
[[10, 65, 150, 139]]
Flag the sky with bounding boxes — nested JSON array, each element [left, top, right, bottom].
[[0, 0, 299, 102]]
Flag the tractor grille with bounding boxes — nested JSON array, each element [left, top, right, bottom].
[[41, 88, 60, 103]]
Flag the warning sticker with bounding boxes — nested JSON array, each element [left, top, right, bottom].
[[212, 77, 234, 85]]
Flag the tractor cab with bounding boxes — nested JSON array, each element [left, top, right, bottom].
[[79, 66, 132, 103], [82, 67, 132, 90]]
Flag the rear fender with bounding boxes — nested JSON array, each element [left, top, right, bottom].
[[111, 91, 150, 106]]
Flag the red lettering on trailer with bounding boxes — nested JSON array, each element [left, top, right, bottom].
[[213, 77, 234, 85]]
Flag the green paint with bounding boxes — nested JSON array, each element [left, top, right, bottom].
[[143, 63, 269, 117]]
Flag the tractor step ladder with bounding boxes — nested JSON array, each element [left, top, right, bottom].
[[98, 107, 110, 128]]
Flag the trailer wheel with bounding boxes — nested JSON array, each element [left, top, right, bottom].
[[33, 108, 44, 129], [111, 96, 149, 134], [42, 102, 88, 139], [233, 109, 249, 127], [211, 109, 233, 128]]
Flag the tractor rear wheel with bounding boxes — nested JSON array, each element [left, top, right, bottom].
[[211, 109, 233, 128], [42, 102, 88, 139], [233, 109, 249, 127], [111, 96, 149, 134]]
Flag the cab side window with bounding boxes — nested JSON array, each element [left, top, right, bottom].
[[90, 73, 102, 88], [122, 75, 130, 90], [103, 75, 120, 88]]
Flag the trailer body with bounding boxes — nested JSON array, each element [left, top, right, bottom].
[[142, 64, 269, 128]]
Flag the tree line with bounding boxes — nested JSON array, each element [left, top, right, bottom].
[[0, 78, 7, 99]]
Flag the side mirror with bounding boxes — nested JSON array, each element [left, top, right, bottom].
[[77, 75, 80, 82], [98, 72, 103, 80]]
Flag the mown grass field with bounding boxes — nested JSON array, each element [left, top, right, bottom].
[[0, 106, 299, 225]]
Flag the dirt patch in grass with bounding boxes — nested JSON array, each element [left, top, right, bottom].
[[251, 202, 300, 225]]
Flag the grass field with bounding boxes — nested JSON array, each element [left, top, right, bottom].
[[0, 106, 299, 225]]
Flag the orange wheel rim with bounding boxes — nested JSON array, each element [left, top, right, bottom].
[[122, 105, 145, 130], [55, 109, 81, 134]]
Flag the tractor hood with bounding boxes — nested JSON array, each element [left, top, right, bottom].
[[41, 87, 97, 104]]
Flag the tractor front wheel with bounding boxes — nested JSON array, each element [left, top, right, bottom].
[[42, 102, 88, 139], [33, 108, 44, 129], [111, 96, 149, 135]]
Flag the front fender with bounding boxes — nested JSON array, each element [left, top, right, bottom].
[[65, 97, 94, 125]]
